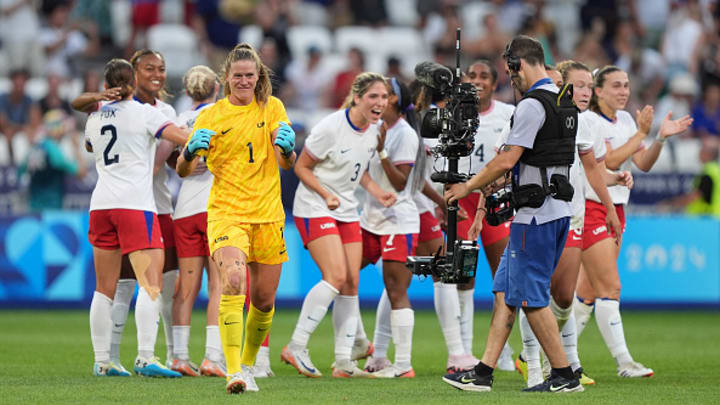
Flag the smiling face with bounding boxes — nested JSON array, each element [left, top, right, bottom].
[[226, 59, 259, 105], [596, 70, 630, 112], [134, 54, 166, 99], [467, 62, 497, 104], [566, 69, 593, 112], [353, 80, 389, 126]]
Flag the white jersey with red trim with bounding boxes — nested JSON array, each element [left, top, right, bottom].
[[412, 138, 439, 215], [583, 110, 639, 205], [86, 99, 171, 212], [293, 109, 379, 221], [570, 111, 607, 230], [461, 100, 514, 175], [360, 118, 420, 235], [148, 98, 177, 215], [173, 103, 214, 220]]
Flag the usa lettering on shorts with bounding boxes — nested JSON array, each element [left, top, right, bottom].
[[431, 225, 441, 232], [592, 226, 607, 236], [319, 222, 336, 230]]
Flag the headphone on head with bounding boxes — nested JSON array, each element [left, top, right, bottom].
[[504, 39, 521, 73]]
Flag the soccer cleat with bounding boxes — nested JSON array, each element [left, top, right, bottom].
[[242, 365, 259, 392], [280, 345, 322, 378], [169, 358, 201, 377], [200, 357, 227, 378], [371, 364, 415, 378], [134, 355, 182, 378], [522, 373, 584, 393], [226, 372, 246, 394], [575, 367, 595, 385], [332, 360, 372, 378], [442, 368, 493, 392], [109, 360, 131, 376], [351, 338, 374, 361], [515, 355, 528, 381], [497, 345, 515, 371], [363, 356, 392, 373], [618, 361, 654, 378], [253, 346, 274, 378], [93, 361, 131, 377], [446, 354, 477, 374]]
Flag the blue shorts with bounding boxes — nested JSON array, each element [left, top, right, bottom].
[[493, 217, 569, 308]]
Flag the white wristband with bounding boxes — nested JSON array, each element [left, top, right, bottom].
[[656, 134, 667, 144], [378, 149, 388, 160]]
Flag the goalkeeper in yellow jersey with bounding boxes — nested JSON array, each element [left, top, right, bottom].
[[176, 43, 296, 394]]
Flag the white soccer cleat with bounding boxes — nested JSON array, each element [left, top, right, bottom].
[[497, 345, 515, 372], [226, 372, 246, 394], [618, 361, 654, 378], [281, 345, 322, 377], [253, 346, 274, 378], [108, 359, 131, 376], [363, 356, 392, 373], [242, 365, 259, 392], [351, 338, 374, 361], [93, 361, 131, 377], [371, 363, 415, 379], [331, 360, 372, 378]]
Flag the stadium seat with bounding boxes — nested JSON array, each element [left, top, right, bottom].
[[385, 0, 419, 27], [459, 2, 494, 40], [240, 25, 263, 50], [375, 27, 429, 61], [0, 133, 10, 166], [25, 78, 48, 101], [110, 0, 132, 47], [160, 0, 184, 24], [674, 138, 702, 173], [291, 1, 329, 26], [335, 26, 378, 56], [287, 25, 333, 60], [147, 24, 203, 78]]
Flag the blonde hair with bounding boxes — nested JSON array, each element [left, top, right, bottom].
[[556, 60, 591, 84], [340, 72, 387, 109], [130, 49, 170, 101], [183, 65, 218, 101], [221, 43, 273, 104]]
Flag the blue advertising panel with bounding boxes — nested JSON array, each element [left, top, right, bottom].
[[0, 213, 717, 307]]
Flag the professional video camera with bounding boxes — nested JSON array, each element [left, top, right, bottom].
[[406, 28, 481, 284]]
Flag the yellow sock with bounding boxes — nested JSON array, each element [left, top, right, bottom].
[[218, 294, 245, 377], [241, 304, 274, 366]]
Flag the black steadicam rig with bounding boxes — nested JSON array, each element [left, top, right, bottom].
[[406, 28, 481, 284]]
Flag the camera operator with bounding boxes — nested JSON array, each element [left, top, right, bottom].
[[442, 35, 583, 393]]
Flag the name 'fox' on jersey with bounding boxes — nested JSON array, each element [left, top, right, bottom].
[[85, 100, 172, 212], [293, 109, 379, 222]]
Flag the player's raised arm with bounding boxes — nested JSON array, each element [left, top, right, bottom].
[[272, 121, 296, 169], [177, 128, 213, 177]]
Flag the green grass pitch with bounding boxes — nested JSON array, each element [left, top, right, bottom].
[[0, 308, 718, 404]]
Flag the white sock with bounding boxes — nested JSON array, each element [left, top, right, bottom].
[[574, 296, 594, 336], [519, 309, 541, 383], [136, 286, 160, 359], [457, 289, 475, 354], [354, 295, 368, 343], [289, 280, 338, 350], [90, 291, 113, 363], [161, 270, 178, 360], [595, 298, 633, 365], [372, 289, 393, 359], [433, 282, 464, 356], [332, 295, 357, 363], [390, 308, 414, 370], [205, 325, 223, 362], [172, 325, 191, 361], [256, 345, 270, 366], [550, 296, 572, 331], [562, 311, 581, 371], [110, 279, 136, 362]]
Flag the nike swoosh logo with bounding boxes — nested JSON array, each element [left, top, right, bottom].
[[610, 321, 621, 326], [550, 383, 569, 392], [522, 339, 535, 344], [299, 359, 316, 373], [258, 328, 268, 332], [561, 333, 573, 338], [572, 236, 582, 241], [221, 128, 232, 134], [460, 376, 476, 383], [345, 334, 353, 338], [224, 321, 241, 325], [383, 247, 396, 252], [279, 249, 287, 255], [340, 149, 351, 153], [257, 122, 265, 128], [308, 316, 319, 322], [114, 323, 124, 328]]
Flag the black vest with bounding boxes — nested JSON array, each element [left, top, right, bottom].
[[514, 85, 578, 167]]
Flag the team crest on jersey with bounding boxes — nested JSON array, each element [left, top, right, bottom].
[[257, 121, 265, 128], [214, 235, 229, 243]]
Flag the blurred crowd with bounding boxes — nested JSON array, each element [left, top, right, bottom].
[[1, 0, 719, 214]]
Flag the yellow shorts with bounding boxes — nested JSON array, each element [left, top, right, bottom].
[[208, 220, 289, 265]]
